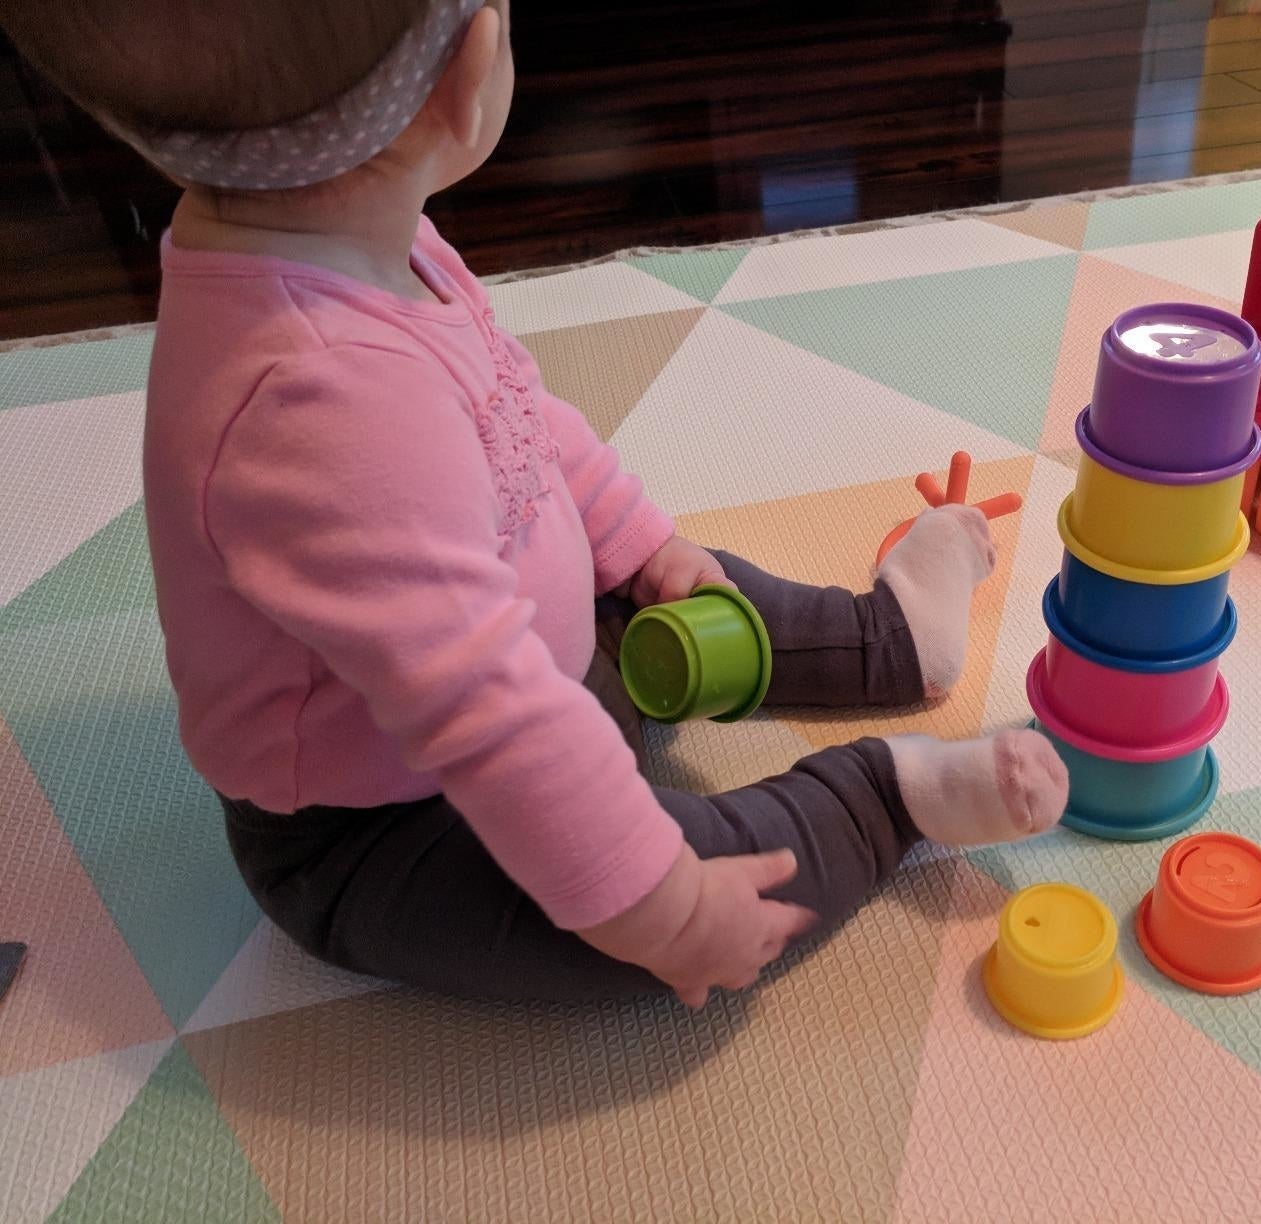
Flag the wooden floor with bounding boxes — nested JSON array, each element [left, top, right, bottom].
[[3, 0, 1261, 340]]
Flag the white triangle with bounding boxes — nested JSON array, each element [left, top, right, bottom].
[[0, 1038, 172, 1223], [1090, 228, 1253, 307], [714, 218, 1070, 305], [487, 260, 703, 335], [983, 455, 1076, 732], [182, 917, 387, 1034], [610, 308, 1027, 517], [0, 392, 144, 607]]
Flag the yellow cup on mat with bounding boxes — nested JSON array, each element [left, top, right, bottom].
[[984, 883, 1124, 1040]]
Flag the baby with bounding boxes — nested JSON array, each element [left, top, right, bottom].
[[2, 0, 1067, 1006]]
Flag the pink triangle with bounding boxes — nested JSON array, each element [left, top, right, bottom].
[[1040, 257, 1241, 459], [0, 716, 173, 1075], [892, 862, 1261, 1221]]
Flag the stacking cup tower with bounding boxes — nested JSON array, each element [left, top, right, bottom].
[[1027, 304, 1261, 841]]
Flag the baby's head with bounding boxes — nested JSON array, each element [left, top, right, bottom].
[[0, 0, 512, 199]]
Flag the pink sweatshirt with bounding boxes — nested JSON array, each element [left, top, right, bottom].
[[145, 217, 683, 929]]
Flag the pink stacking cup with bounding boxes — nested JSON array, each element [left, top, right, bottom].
[[1040, 581, 1236, 750]]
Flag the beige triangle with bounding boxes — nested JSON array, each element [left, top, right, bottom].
[[984, 202, 1090, 251], [673, 455, 1036, 749], [516, 306, 705, 441], [185, 851, 963, 1221]]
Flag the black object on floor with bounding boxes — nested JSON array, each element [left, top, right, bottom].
[[0, 942, 27, 1002]]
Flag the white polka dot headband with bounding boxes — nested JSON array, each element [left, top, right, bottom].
[[111, 0, 484, 190]]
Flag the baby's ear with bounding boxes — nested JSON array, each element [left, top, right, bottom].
[[427, 5, 501, 149]]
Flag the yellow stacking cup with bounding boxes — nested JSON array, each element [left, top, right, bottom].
[[1067, 412, 1260, 572], [1068, 456, 1248, 571], [983, 883, 1124, 1040]]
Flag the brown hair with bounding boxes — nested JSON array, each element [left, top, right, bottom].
[[0, 0, 430, 133]]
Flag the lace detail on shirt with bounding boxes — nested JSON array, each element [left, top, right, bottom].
[[476, 317, 560, 537]]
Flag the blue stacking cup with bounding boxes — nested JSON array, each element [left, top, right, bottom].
[[1056, 550, 1236, 661]]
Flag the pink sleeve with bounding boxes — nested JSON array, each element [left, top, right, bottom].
[[498, 329, 675, 593], [203, 345, 681, 929]]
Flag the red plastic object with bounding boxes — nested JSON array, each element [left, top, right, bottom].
[[1137, 832, 1261, 995], [1239, 221, 1261, 536], [876, 452, 1022, 567]]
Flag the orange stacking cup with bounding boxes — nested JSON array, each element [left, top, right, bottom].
[[1137, 833, 1261, 995]]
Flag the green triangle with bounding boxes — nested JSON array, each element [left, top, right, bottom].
[[0, 331, 153, 413], [628, 248, 747, 303], [0, 500, 154, 634], [0, 609, 260, 1028], [720, 254, 1079, 449], [50, 1043, 279, 1224]]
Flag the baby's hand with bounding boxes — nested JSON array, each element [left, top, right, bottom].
[[618, 535, 735, 607], [577, 844, 817, 1008]]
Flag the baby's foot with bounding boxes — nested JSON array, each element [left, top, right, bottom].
[[888, 729, 1067, 846], [877, 504, 996, 697]]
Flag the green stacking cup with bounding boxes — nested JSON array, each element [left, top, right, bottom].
[[619, 584, 772, 723]]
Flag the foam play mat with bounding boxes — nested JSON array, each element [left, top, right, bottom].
[[4, 176, 1261, 1221]]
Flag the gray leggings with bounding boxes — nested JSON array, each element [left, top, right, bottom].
[[221, 551, 925, 1002]]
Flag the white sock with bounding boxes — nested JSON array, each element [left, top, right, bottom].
[[888, 729, 1067, 846], [878, 504, 996, 697]]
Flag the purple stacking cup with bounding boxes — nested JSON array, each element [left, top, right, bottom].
[[1087, 303, 1261, 473]]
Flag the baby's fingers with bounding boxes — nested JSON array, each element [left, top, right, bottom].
[[765, 899, 818, 943], [738, 848, 800, 895]]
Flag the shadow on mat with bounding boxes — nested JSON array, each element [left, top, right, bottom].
[[183, 852, 962, 1141]]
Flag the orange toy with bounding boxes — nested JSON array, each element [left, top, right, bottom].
[[875, 452, 1023, 568]]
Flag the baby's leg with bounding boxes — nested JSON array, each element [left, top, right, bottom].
[[220, 730, 1064, 1003], [710, 503, 996, 706]]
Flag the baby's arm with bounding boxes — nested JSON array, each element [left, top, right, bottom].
[[206, 345, 812, 1004], [206, 345, 680, 931]]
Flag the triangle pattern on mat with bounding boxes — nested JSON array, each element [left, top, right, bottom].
[[0, 500, 153, 635], [611, 307, 1027, 517], [1082, 178, 1261, 250], [0, 332, 153, 414], [0, 392, 144, 607], [1090, 228, 1254, 310], [183, 919, 387, 1035], [488, 259, 704, 335], [893, 861, 1261, 1221], [0, 1040, 172, 1224], [750, 845, 964, 1221], [0, 607, 260, 1031], [719, 253, 1079, 450], [49, 1042, 279, 1224], [982, 202, 1090, 251], [1038, 255, 1239, 458], [517, 306, 704, 442], [0, 713, 173, 1078], [714, 218, 1069, 305], [628, 248, 747, 304]]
